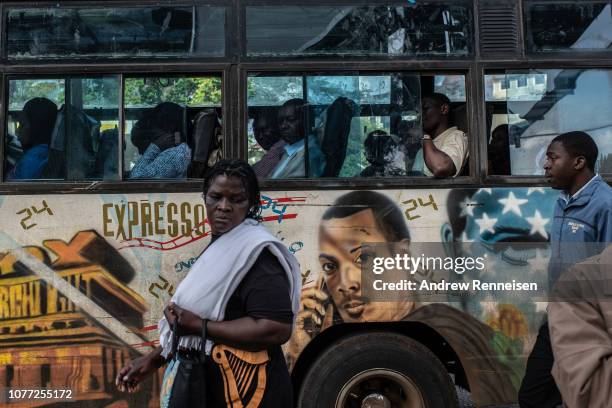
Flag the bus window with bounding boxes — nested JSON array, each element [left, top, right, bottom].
[[247, 73, 468, 179], [524, 2, 611, 53], [485, 69, 612, 176], [6, 6, 225, 59], [246, 4, 472, 57], [5, 76, 119, 181], [123, 76, 222, 180]]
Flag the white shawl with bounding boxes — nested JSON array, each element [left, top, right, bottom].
[[158, 218, 302, 358]]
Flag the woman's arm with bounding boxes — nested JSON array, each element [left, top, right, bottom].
[[116, 346, 166, 392], [165, 304, 292, 351], [165, 247, 295, 351]]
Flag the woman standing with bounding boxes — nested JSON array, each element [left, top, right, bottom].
[[116, 159, 301, 407]]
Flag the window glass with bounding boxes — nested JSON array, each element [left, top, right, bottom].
[[7, 6, 225, 59], [5, 77, 120, 181], [485, 69, 612, 175], [524, 2, 611, 52], [246, 4, 472, 57], [434, 75, 466, 102], [247, 73, 468, 179], [123, 76, 223, 180]]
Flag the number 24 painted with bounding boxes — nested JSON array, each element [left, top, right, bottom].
[[402, 194, 438, 221]]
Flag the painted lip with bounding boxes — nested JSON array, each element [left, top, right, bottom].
[[343, 300, 365, 318]]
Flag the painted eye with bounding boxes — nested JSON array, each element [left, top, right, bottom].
[[356, 252, 374, 265], [321, 262, 337, 275]]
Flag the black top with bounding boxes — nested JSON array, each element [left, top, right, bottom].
[[206, 248, 294, 407]]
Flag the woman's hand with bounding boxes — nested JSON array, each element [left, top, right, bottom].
[[115, 350, 162, 393], [164, 302, 203, 335]]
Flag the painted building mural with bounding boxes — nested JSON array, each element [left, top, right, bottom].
[[0, 187, 558, 406]]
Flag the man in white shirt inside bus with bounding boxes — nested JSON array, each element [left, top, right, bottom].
[[412, 93, 468, 178], [269, 99, 326, 179]]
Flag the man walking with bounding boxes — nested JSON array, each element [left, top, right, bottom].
[[518, 131, 612, 407]]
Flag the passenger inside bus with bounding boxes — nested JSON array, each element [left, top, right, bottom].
[[360, 130, 406, 177], [267, 99, 326, 178], [252, 107, 285, 177], [253, 107, 280, 151], [411, 93, 468, 178], [7, 97, 57, 180], [488, 124, 511, 175], [129, 102, 192, 179]]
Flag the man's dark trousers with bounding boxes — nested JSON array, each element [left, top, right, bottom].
[[518, 321, 562, 408]]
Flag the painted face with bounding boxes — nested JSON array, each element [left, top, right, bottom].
[[543, 141, 577, 191], [421, 97, 446, 135], [204, 175, 250, 236], [253, 115, 280, 151], [319, 209, 415, 323], [277, 104, 304, 145]]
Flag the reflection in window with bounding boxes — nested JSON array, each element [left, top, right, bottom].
[[434, 75, 466, 102], [485, 73, 547, 102], [123, 76, 223, 180], [247, 4, 472, 57], [7, 6, 225, 59], [485, 69, 612, 175], [5, 77, 119, 181], [525, 2, 611, 52], [247, 73, 468, 179]]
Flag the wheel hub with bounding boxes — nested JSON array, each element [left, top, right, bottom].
[[335, 368, 425, 408], [361, 393, 391, 408]]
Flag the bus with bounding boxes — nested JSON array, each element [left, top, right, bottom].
[[0, 1, 610, 406]]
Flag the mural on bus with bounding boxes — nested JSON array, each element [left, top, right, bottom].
[[0, 187, 557, 406]]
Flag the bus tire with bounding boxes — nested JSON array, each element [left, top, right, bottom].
[[297, 332, 459, 408]]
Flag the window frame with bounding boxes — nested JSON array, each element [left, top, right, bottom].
[[241, 0, 476, 61], [240, 62, 478, 189], [0, 0, 611, 194], [522, 0, 612, 57], [477, 59, 612, 186], [0, 0, 236, 64], [0, 64, 231, 193]]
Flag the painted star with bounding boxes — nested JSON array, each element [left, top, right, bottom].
[[477, 188, 492, 195], [526, 210, 550, 239], [527, 249, 548, 272], [527, 187, 546, 195], [475, 213, 497, 234], [459, 197, 478, 217], [498, 191, 529, 216]]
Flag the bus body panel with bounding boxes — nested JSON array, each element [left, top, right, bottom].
[[0, 186, 557, 405]]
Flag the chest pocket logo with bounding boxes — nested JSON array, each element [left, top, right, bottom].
[[568, 221, 585, 234]]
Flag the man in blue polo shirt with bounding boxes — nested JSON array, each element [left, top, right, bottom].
[[519, 131, 612, 407]]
